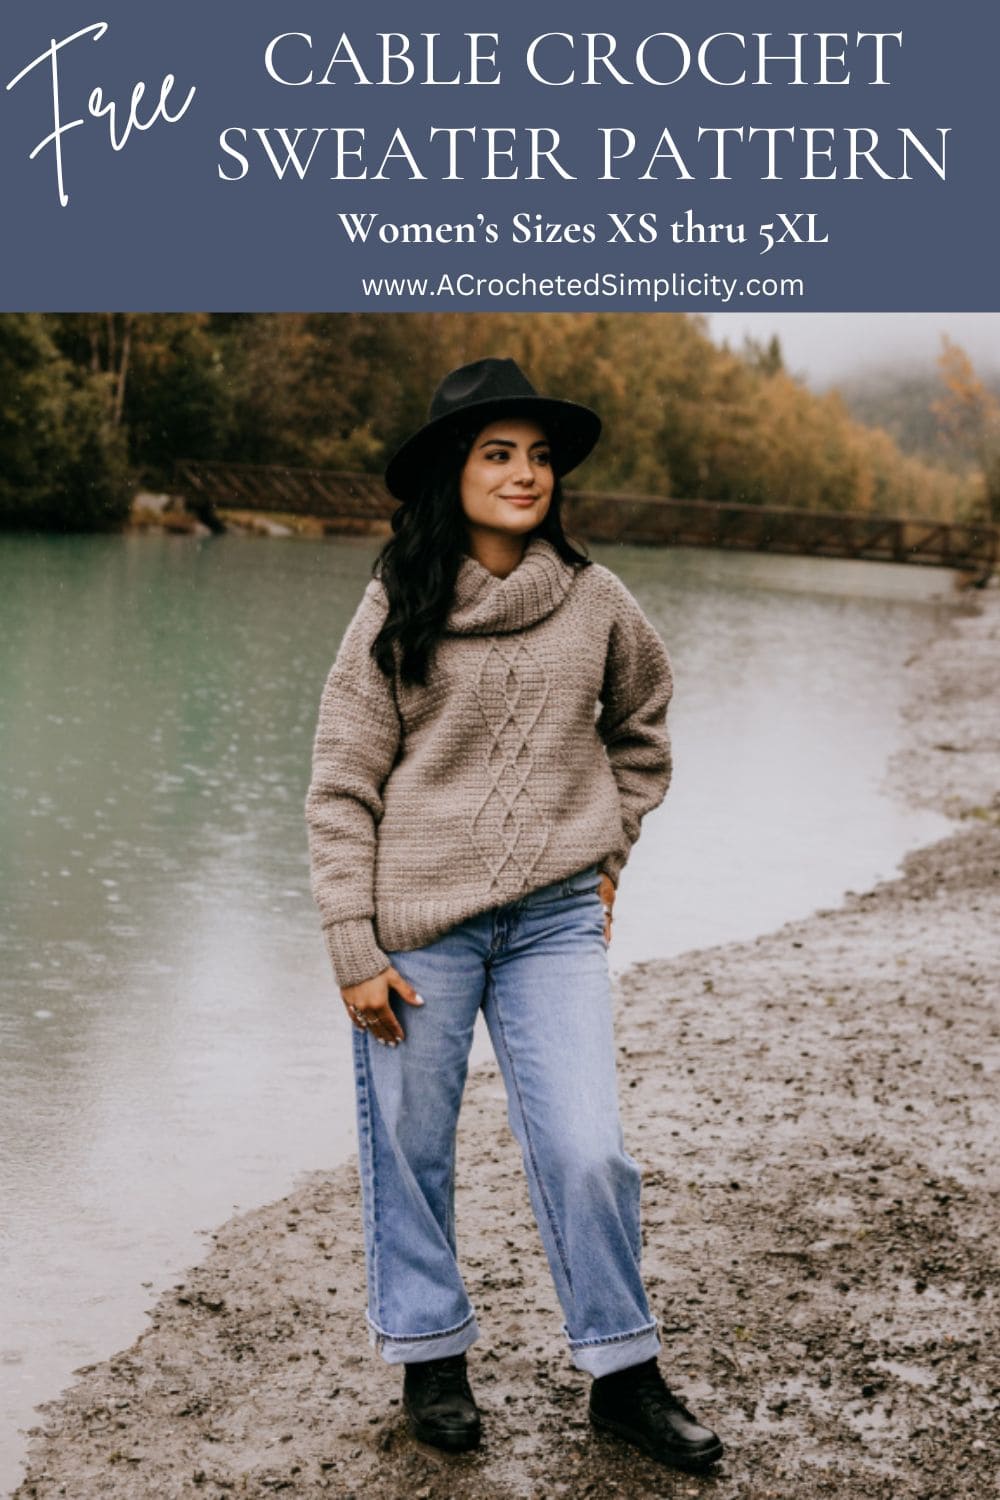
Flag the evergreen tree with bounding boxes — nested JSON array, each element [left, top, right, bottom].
[[0, 314, 130, 530]]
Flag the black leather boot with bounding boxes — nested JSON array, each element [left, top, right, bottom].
[[589, 1357, 723, 1472], [402, 1352, 481, 1452]]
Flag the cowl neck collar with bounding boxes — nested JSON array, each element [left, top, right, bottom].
[[446, 537, 577, 635]]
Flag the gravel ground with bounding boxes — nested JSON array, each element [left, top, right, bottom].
[[13, 588, 1000, 1500]]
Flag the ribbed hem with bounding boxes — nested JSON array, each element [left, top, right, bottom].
[[598, 848, 627, 886], [323, 918, 390, 990]]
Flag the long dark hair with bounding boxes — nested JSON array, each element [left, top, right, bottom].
[[370, 418, 592, 687]]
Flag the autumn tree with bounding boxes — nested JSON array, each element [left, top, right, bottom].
[[16, 312, 973, 526], [933, 337, 1000, 523]]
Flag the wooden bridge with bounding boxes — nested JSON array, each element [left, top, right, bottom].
[[174, 460, 998, 582]]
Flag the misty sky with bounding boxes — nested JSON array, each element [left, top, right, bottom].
[[706, 313, 1000, 389]]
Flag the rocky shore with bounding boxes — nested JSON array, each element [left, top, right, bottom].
[[14, 589, 999, 1500]]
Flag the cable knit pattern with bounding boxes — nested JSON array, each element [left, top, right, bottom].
[[470, 635, 552, 894], [305, 538, 673, 989]]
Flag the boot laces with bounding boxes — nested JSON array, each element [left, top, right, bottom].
[[630, 1363, 694, 1423], [415, 1354, 471, 1401]]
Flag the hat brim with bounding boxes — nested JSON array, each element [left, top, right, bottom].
[[384, 395, 601, 500]]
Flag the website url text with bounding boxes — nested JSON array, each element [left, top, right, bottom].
[[360, 271, 805, 305]]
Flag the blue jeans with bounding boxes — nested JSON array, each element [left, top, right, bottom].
[[351, 863, 661, 1378]]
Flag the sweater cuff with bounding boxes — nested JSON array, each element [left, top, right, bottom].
[[323, 918, 391, 990], [599, 850, 626, 886]]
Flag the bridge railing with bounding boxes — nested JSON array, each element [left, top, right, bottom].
[[173, 461, 997, 577], [173, 459, 391, 522], [565, 492, 997, 574]]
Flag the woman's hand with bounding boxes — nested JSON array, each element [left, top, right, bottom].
[[341, 966, 424, 1046], [597, 872, 617, 946]]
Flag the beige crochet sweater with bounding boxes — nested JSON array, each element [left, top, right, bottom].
[[305, 537, 673, 989]]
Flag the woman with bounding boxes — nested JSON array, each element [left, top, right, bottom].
[[305, 357, 723, 1473]]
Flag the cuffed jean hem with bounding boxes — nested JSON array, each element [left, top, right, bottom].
[[567, 1320, 662, 1377], [366, 1311, 480, 1366]]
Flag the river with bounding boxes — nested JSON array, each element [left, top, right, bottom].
[[0, 531, 958, 1491]]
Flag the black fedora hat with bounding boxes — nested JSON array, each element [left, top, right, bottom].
[[384, 357, 601, 500]]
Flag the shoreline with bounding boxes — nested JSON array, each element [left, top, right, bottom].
[[14, 590, 999, 1499]]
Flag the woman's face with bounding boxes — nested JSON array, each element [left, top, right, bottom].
[[459, 418, 554, 540]]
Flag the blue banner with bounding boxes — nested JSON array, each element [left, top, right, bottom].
[[1, 2, 995, 310]]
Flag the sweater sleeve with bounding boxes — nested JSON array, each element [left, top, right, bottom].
[[304, 582, 402, 989], [595, 576, 674, 887]]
